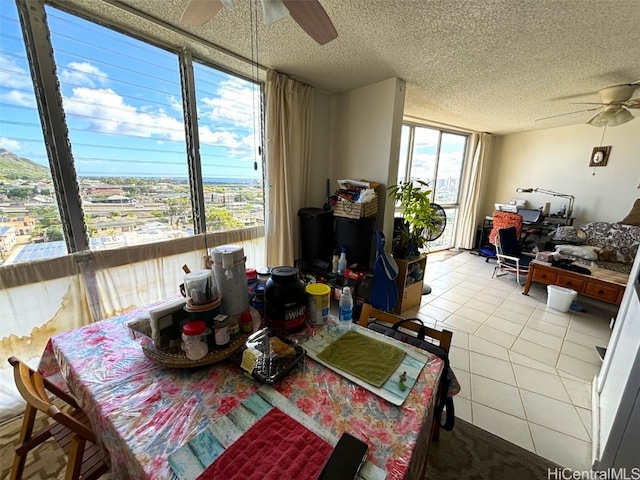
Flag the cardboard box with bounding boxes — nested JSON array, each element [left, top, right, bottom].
[[334, 198, 377, 219]]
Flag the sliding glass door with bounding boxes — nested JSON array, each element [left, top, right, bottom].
[[398, 124, 468, 250]]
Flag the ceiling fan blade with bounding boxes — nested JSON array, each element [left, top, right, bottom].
[[283, 0, 338, 45], [181, 0, 224, 26], [535, 107, 601, 122], [625, 98, 640, 109], [261, 0, 289, 25]]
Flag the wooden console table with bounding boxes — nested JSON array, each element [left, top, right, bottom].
[[523, 260, 628, 306]]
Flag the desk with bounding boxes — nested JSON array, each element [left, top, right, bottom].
[[479, 215, 576, 249], [39, 303, 443, 480]]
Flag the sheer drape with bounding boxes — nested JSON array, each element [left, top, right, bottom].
[[265, 69, 314, 267], [456, 133, 494, 249], [0, 228, 264, 419]]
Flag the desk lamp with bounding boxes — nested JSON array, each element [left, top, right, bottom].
[[515, 188, 575, 224]]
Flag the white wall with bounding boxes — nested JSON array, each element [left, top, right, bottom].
[[482, 121, 640, 226], [306, 90, 333, 209], [329, 77, 406, 241]]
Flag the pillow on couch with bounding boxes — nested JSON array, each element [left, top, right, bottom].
[[620, 198, 640, 226], [554, 244, 599, 260], [549, 226, 587, 244]]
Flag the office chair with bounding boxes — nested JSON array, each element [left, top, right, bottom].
[[492, 226, 534, 284], [8, 356, 109, 480]]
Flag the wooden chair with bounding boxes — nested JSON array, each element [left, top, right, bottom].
[[357, 303, 453, 440], [8, 356, 109, 480]]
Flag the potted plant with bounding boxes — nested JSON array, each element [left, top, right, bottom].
[[388, 180, 441, 259]]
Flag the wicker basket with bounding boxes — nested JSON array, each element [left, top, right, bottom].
[[142, 334, 249, 368]]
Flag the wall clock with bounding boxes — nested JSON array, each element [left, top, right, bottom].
[[589, 146, 611, 167]]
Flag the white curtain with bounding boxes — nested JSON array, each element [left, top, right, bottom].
[[265, 69, 314, 267], [456, 133, 494, 249], [0, 228, 264, 420]]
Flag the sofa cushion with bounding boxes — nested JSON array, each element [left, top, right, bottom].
[[620, 198, 640, 226], [580, 221, 640, 265], [554, 244, 599, 260], [549, 226, 587, 244]]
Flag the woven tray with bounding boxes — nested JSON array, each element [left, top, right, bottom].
[[142, 334, 250, 368]]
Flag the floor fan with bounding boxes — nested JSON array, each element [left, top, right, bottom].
[[422, 203, 447, 295]]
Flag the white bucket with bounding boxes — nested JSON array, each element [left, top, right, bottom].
[[547, 285, 577, 312], [306, 283, 331, 325], [211, 245, 249, 316]]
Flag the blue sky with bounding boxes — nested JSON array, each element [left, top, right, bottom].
[[0, 1, 262, 181]]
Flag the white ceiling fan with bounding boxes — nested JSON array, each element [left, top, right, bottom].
[[537, 82, 640, 127], [180, 0, 338, 45]]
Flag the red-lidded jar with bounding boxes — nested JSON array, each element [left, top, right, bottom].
[[181, 321, 208, 360], [264, 266, 306, 332], [240, 311, 253, 333], [246, 268, 258, 300]]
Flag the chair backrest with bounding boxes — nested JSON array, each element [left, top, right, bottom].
[[8, 356, 96, 442], [489, 211, 522, 245], [358, 303, 451, 352], [496, 226, 523, 257]]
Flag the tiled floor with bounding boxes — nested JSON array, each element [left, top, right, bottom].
[[402, 250, 618, 471]]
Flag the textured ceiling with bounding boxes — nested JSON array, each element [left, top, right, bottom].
[[57, 0, 640, 135]]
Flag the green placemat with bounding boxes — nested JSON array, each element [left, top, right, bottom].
[[317, 330, 405, 387]]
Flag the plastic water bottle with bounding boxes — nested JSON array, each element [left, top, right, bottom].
[[337, 248, 347, 276], [338, 286, 353, 330]]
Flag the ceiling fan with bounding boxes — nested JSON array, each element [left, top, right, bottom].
[[180, 0, 338, 45], [537, 82, 640, 127]]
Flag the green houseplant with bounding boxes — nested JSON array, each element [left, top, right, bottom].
[[388, 180, 441, 259]]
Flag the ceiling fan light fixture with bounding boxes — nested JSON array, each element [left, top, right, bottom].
[[587, 106, 634, 127]]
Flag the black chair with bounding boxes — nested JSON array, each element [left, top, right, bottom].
[[492, 226, 534, 284]]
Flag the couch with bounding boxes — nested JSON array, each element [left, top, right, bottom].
[[552, 222, 640, 274]]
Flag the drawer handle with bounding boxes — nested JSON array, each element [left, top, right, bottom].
[[541, 274, 548, 279], [598, 289, 604, 295], [566, 282, 572, 286]]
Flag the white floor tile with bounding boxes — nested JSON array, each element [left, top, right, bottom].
[[471, 374, 525, 418], [463, 298, 497, 315], [519, 327, 563, 351], [457, 280, 486, 292], [472, 292, 505, 307], [440, 290, 474, 304], [575, 406, 592, 440], [529, 423, 592, 471], [484, 316, 525, 336], [491, 306, 531, 325], [530, 308, 571, 327], [568, 316, 612, 340], [525, 318, 567, 338], [455, 369, 471, 400], [480, 286, 512, 299], [429, 297, 463, 313], [520, 390, 589, 441], [454, 396, 472, 423], [556, 354, 600, 382], [454, 305, 491, 323], [449, 330, 469, 350], [472, 403, 535, 452], [443, 314, 483, 334], [498, 300, 536, 317], [513, 364, 571, 403], [468, 336, 510, 361], [449, 345, 470, 373], [474, 324, 517, 349], [508, 351, 558, 375], [561, 340, 602, 366], [565, 329, 608, 349], [511, 338, 560, 367], [470, 352, 516, 386], [559, 376, 592, 410], [417, 304, 452, 322]]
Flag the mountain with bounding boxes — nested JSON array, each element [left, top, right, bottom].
[[0, 148, 49, 180]]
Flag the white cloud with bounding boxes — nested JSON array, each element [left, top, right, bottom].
[[0, 137, 22, 151], [60, 62, 108, 88], [62, 87, 186, 141], [199, 77, 259, 126], [0, 54, 36, 107], [1, 89, 36, 108]]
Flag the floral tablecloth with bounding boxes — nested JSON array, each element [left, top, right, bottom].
[[39, 303, 444, 480]]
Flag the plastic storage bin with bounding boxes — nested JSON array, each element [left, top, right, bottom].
[[547, 285, 577, 312]]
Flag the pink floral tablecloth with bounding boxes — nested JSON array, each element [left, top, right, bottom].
[[39, 304, 444, 480]]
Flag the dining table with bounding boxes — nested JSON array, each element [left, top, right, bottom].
[[38, 299, 445, 480]]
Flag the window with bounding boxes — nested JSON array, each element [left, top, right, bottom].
[[0, 2, 264, 263], [0, 1, 63, 263], [398, 124, 468, 250]]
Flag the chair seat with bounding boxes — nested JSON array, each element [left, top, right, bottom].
[[50, 408, 108, 479]]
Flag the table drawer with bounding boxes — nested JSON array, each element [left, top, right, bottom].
[[532, 268, 556, 284], [557, 274, 586, 292], [585, 282, 620, 303]]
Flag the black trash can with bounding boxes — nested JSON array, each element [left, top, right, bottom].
[[335, 217, 375, 270], [298, 208, 334, 265]]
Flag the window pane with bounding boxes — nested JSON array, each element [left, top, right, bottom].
[[410, 126, 438, 187], [0, 1, 65, 264], [47, 6, 192, 248], [397, 125, 410, 184], [434, 133, 466, 205], [193, 61, 264, 232]]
